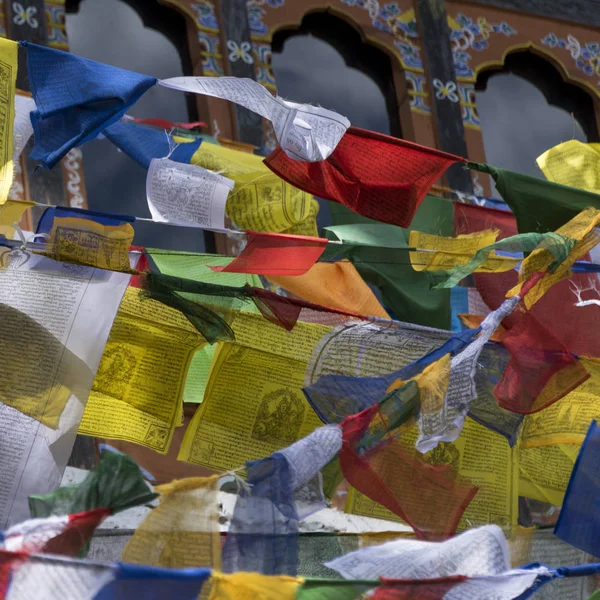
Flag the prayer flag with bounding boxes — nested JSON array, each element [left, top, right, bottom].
[[121, 476, 221, 569], [28, 451, 156, 518], [469, 162, 600, 234], [209, 231, 327, 276], [537, 140, 600, 193], [265, 127, 464, 228], [93, 563, 211, 600], [208, 572, 302, 599], [555, 420, 600, 557], [23, 42, 157, 169], [0, 39, 17, 207], [103, 121, 201, 169], [1, 509, 110, 557]]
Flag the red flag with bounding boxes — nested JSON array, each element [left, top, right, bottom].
[[339, 406, 477, 540], [373, 576, 468, 599], [209, 231, 327, 276], [131, 117, 206, 130], [264, 126, 464, 227]]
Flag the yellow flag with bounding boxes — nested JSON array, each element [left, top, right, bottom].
[[537, 140, 600, 192], [209, 572, 302, 600], [0, 199, 33, 237], [0, 39, 17, 206], [45, 216, 135, 272], [182, 139, 318, 236], [508, 207, 600, 307], [122, 475, 222, 569], [409, 229, 520, 273]]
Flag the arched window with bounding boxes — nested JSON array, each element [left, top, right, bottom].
[[272, 11, 399, 137], [66, 0, 208, 251], [476, 51, 597, 186]]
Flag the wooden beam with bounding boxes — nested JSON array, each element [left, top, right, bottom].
[[463, 0, 600, 29], [219, 0, 264, 147], [416, 0, 473, 193]]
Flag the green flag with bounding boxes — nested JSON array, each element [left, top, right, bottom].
[[28, 451, 157, 518], [470, 162, 600, 233], [324, 196, 453, 329], [296, 578, 377, 599]]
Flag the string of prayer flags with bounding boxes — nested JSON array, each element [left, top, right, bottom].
[[494, 311, 589, 414], [28, 451, 156, 519], [0, 40, 17, 206], [266, 261, 390, 319], [339, 404, 478, 540], [146, 158, 234, 230], [160, 76, 349, 162], [555, 420, 600, 558], [103, 121, 202, 169], [23, 42, 157, 169], [469, 161, 600, 234], [208, 231, 327, 276], [323, 194, 454, 329], [1, 508, 110, 557], [223, 426, 342, 575], [537, 140, 600, 193], [264, 126, 465, 228], [409, 229, 520, 273], [186, 138, 319, 237], [122, 476, 221, 569]]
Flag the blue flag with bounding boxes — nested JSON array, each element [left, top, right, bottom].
[[103, 121, 201, 169], [23, 42, 157, 169]]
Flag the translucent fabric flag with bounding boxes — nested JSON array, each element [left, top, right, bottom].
[[42, 216, 135, 273], [93, 563, 211, 600], [495, 311, 589, 414], [428, 230, 574, 290], [4, 553, 115, 600], [223, 426, 342, 575], [266, 261, 390, 319], [537, 140, 600, 193], [322, 194, 454, 329], [28, 451, 156, 518], [1, 509, 110, 556], [23, 42, 157, 169], [339, 404, 478, 540], [409, 229, 519, 273], [13, 94, 36, 162], [188, 139, 319, 236], [0, 39, 17, 206], [325, 525, 511, 580], [209, 231, 327, 276], [554, 420, 600, 557], [122, 476, 221, 569], [208, 572, 302, 600], [469, 161, 600, 234], [103, 121, 201, 169], [265, 126, 465, 228]]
